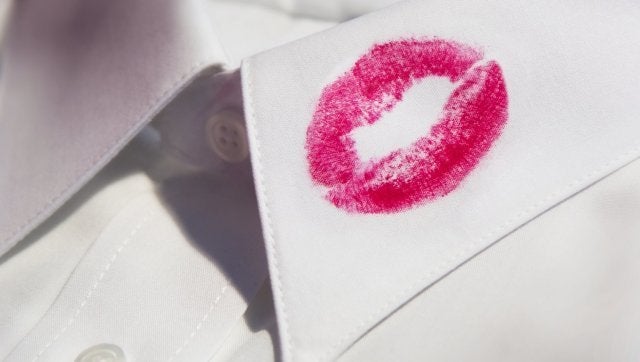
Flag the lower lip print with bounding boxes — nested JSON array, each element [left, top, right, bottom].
[[306, 38, 509, 214]]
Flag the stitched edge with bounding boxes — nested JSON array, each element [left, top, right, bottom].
[[31, 211, 154, 361], [168, 285, 230, 361], [0, 60, 212, 256], [238, 44, 640, 362], [324, 145, 640, 360], [241, 60, 295, 362]]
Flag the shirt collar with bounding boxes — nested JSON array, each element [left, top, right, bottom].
[[2, 1, 640, 362], [240, 1, 640, 360], [0, 0, 225, 255]]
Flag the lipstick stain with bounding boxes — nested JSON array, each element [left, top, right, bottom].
[[306, 38, 509, 213]]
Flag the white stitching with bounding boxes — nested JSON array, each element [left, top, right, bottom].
[[31, 212, 154, 361], [242, 58, 640, 360], [323, 146, 640, 360], [242, 60, 295, 361], [167, 285, 230, 362], [239, 48, 640, 362], [0, 60, 210, 254]]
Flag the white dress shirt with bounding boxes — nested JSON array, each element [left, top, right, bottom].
[[1, 1, 640, 361]]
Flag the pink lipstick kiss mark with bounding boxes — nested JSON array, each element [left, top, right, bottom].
[[305, 38, 509, 214]]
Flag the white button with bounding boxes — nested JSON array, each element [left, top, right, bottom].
[[75, 344, 125, 362], [206, 110, 249, 163]]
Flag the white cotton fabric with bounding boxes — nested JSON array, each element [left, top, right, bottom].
[[341, 157, 640, 362], [2, 0, 640, 361], [203, 1, 337, 68], [242, 0, 640, 360], [0, 153, 157, 358], [209, 0, 400, 22], [2, 123, 269, 361], [0, 0, 225, 256]]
